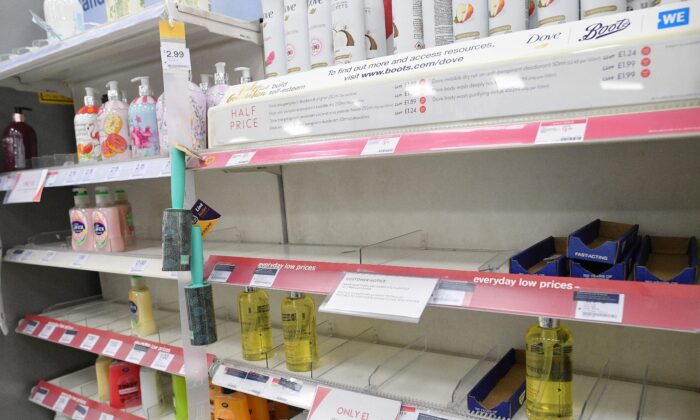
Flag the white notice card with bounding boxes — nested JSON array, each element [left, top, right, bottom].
[[4, 170, 48, 204], [320, 272, 438, 323], [308, 386, 401, 420]]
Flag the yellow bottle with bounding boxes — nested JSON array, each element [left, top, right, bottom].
[[209, 383, 221, 420], [246, 394, 271, 420], [281, 292, 317, 372], [95, 356, 112, 401], [238, 287, 274, 361], [525, 317, 573, 420], [214, 389, 250, 420], [128, 276, 157, 337]]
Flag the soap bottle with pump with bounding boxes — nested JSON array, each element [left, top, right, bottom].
[[157, 74, 207, 154], [525, 317, 573, 420], [109, 360, 141, 409], [114, 188, 135, 245], [74, 87, 101, 163], [98, 81, 131, 161], [69, 187, 94, 252], [206, 62, 229, 108], [234, 67, 252, 85], [92, 186, 125, 253], [129, 276, 157, 337], [281, 291, 317, 372], [2, 107, 37, 170], [95, 355, 112, 402], [238, 287, 274, 361], [199, 74, 212, 94], [129, 76, 160, 157]]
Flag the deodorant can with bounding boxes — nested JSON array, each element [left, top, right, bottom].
[[392, 0, 425, 53], [261, 0, 288, 78], [452, 0, 489, 41], [423, 0, 454, 48], [332, 0, 367, 63], [284, 0, 311, 72], [581, 0, 626, 18], [365, 0, 388, 59], [489, 0, 528, 36], [308, 0, 334, 68], [537, 0, 579, 27]]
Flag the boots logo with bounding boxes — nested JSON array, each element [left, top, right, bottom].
[[579, 19, 631, 41]]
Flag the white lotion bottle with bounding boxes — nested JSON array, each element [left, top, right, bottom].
[[332, 0, 367, 64], [262, 0, 288, 78], [206, 62, 229, 108], [284, 0, 311, 72], [452, 0, 489, 41], [489, 0, 528, 36], [308, 0, 335, 69], [423, 0, 454, 48], [364, 0, 387, 59], [139, 368, 163, 413], [391, 0, 424, 53]]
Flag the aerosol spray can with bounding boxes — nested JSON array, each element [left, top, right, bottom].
[[332, 0, 367, 64], [364, 0, 387, 59], [627, 0, 651, 9], [261, 0, 288, 78], [423, 0, 454, 48], [308, 0, 334, 68], [489, 0, 528, 36], [392, 0, 424, 53], [536, 0, 579, 27], [453, 0, 489, 41], [284, 0, 311, 72], [528, 0, 538, 28], [581, 0, 626, 18]]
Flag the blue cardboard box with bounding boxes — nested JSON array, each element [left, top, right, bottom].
[[510, 237, 568, 276], [468, 349, 526, 419], [634, 236, 698, 285], [570, 236, 638, 280], [568, 219, 639, 264]]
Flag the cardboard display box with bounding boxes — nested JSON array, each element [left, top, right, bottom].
[[570, 237, 639, 280], [634, 236, 698, 285], [510, 237, 568, 277], [468, 349, 526, 419], [568, 220, 639, 264]]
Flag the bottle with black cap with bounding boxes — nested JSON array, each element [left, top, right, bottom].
[[2, 107, 37, 170]]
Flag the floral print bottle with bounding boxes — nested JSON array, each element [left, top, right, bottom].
[[99, 81, 131, 161], [156, 79, 207, 155], [74, 87, 101, 163], [129, 77, 159, 157]]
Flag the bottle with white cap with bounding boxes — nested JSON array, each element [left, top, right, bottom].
[[98, 81, 130, 161], [74, 87, 101, 163], [129, 76, 160, 157], [206, 62, 230, 108], [199, 74, 212, 93], [92, 186, 125, 253], [234, 67, 252, 84], [69, 187, 94, 252]]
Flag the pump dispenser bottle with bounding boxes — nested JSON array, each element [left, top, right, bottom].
[[114, 188, 135, 245], [281, 292, 317, 372], [525, 317, 573, 420], [70, 187, 94, 252], [234, 67, 252, 84], [2, 107, 37, 170], [238, 287, 274, 361], [129, 76, 159, 157], [129, 276, 157, 337], [157, 74, 207, 154], [99, 81, 130, 161], [206, 62, 230, 108], [95, 356, 112, 402], [93, 186, 125, 253], [200, 74, 212, 93], [75, 87, 101, 163]]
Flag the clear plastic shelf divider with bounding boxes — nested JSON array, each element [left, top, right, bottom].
[[146, 400, 175, 419], [477, 249, 517, 272], [311, 326, 378, 380], [25, 230, 72, 247], [359, 230, 426, 265], [79, 380, 99, 399], [449, 345, 500, 409], [367, 335, 427, 392], [578, 360, 611, 420], [41, 295, 102, 317], [636, 365, 650, 420]]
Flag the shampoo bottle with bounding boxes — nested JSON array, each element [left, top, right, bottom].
[[238, 287, 274, 361], [93, 186, 126, 253], [95, 355, 112, 402], [129, 76, 160, 157], [283, 0, 311, 72], [452, 0, 488, 41], [332, 0, 367, 64], [2, 107, 37, 170], [281, 292, 317, 372], [172, 375, 188, 420], [261, 0, 288, 78], [75, 87, 101, 163], [129, 276, 157, 337], [114, 188, 135, 245], [70, 187, 94, 252], [308, 0, 334, 69], [206, 62, 230, 108], [109, 360, 141, 409], [525, 317, 573, 420], [364, 0, 388, 59], [214, 389, 251, 420], [99, 81, 130, 161], [423, 0, 454, 47]]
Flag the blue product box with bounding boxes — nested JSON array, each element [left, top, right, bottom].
[[510, 237, 568, 276], [569, 236, 639, 280], [567, 219, 639, 264], [634, 236, 698, 285], [468, 349, 526, 419]]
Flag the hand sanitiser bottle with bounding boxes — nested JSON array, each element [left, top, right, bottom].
[[238, 287, 274, 361], [99, 81, 130, 161], [526, 317, 573, 420], [69, 187, 94, 252], [129, 276, 157, 337], [75, 87, 101, 163], [281, 292, 317, 372], [129, 76, 160, 157]]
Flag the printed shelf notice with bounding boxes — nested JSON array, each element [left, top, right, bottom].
[[308, 387, 401, 420], [574, 291, 625, 324], [320, 272, 438, 323]]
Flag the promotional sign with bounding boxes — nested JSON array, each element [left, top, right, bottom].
[[309, 386, 402, 420], [4, 170, 47, 204]]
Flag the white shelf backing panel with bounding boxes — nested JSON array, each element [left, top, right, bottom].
[[0, 4, 260, 92]]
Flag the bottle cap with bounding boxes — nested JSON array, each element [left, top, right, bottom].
[[214, 62, 228, 85], [130, 276, 146, 287], [12, 107, 31, 122], [538, 317, 560, 328], [73, 187, 90, 207], [105, 81, 120, 102], [130, 76, 152, 97], [94, 186, 113, 206], [244, 286, 256, 293], [114, 188, 128, 203], [234, 67, 252, 84], [290, 291, 303, 299], [84, 87, 96, 106], [199, 74, 212, 92]]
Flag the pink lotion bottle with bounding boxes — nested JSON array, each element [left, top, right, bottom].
[[92, 186, 125, 253], [69, 187, 94, 251], [114, 188, 135, 246]]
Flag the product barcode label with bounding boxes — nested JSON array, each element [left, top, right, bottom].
[[429, 281, 475, 307], [151, 351, 175, 371], [130, 162, 149, 179], [23, 320, 40, 335], [79, 334, 100, 351], [129, 259, 149, 274], [126, 344, 149, 364], [33, 387, 49, 404], [102, 339, 123, 357], [72, 404, 88, 420], [53, 393, 71, 412], [19, 250, 34, 262], [160, 159, 171, 176], [8, 249, 24, 261], [71, 253, 89, 268], [59, 330, 78, 345], [99, 413, 115, 420], [44, 172, 59, 187], [81, 168, 96, 183], [249, 266, 279, 288], [361, 137, 400, 156], [38, 323, 57, 339], [574, 291, 624, 323], [41, 250, 57, 263], [226, 151, 256, 167], [240, 371, 270, 395], [207, 264, 235, 283], [106, 165, 121, 180], [64, 169, 81, 185], [535, 120, 587, 144]]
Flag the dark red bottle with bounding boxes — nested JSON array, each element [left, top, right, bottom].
[[2, 107, 38, 171]]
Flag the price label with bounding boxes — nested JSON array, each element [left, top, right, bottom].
[[536, 120, 587, 144], [59, 329, 78, 345], [161, 42, 191, 71], [72, 404, 88, 420], [126, 344, 149, 364], [249, 266, 279, 288], [168, 271, 180, 279], [268, 377, 316, 408], [64, 169, 81, 185], [130, 162, 149, 179], [71, 253, 89, 268], [38, 323, 57, 339], [226, 151, 256, 167], [574, 292, 624, 323], [240, 371, 270, 395], [80, 334, 100, 351], [8, 249, 24, 261], [99, 413, 115, 420], [207, 264, 235, 283], [33, 387, 49, 404], [151, 351, 175, 371], [129, 259, 149, 274], [361, 137, 400, 156], [160, 159, 171, 176], [19, 250, 34, 262], [81, 168, 96, 183], [22, 320, 40, 335], [429, 281, 475, 307], [45, 172, 59, 187], [215, 366, 248, 389], [53, 393, 71, 412], [41, 250, 57, 263], [102, 339, 123, 357], [106, 165, 122, 180]]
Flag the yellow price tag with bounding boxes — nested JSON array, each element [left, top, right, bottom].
[[159, 21, 186, 42]]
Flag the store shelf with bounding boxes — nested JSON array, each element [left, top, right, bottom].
[[29, 367, 173, 419], [0, 3, 260, 93]]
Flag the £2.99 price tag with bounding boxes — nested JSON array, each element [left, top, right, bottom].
[[574, 291, 624, 323], [161, 43, 191, 71]]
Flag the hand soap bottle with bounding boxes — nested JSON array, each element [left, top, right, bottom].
[[525, 317, 573, 420], [172, 375, 188, 420], [114, 188, 135, 245], [140, 367, 168, 413], [75, 87, 101, 163], [99, 81, 131, 161], [93, 186, 125, 253], [109, 360, 141, 409], [70, 187, 94, 252], [129, 76, 160, 157], [238, 287, 274, 361], [95, 355, 112, 402], [281, 292, 317, 372], [206, 62, 229, 108], [129, 276, 157, 337], [2, 107, 37, 170]]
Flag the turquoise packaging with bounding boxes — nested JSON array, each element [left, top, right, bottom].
[[129, 76, 160, 157]]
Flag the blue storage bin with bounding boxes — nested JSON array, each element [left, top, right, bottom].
[[468, 349, 526, 419], [570, 236, 638, 280], [568, 219, 638, 264], [634, 236, 698, 285], [510, 237, 568, 276]]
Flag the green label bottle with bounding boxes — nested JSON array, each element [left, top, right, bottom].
[[238, 287, 274, 361], [281, 292, 317, 372]]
